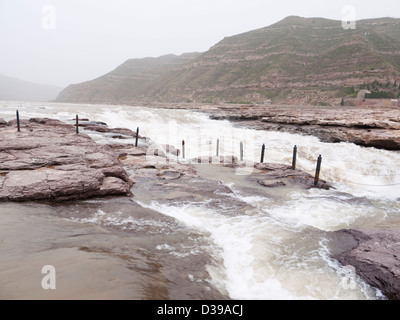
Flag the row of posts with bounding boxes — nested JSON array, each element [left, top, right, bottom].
[[181, 139, 322, 186], [15, 111, 322, 186]]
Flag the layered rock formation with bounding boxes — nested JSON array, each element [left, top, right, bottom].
[[252, 163, 331, 190], [0, 116, 332, 203], [331, 229, 400, 300], [1, 116, 399, 300], [208, 104, 400, 150], [57, 17, 400, 105], [57, 53, 201, 104], [0, 118, 133, 201]]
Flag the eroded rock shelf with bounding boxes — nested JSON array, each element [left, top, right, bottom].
[[1, 116, 399, 300]]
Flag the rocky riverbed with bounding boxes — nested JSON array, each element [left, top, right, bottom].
[[0, 118, 134, 201], [330, 229, 400, 300], [1, 115, 399, 300], [208, 104, 400, 151], [140, 103, 400, 151], [0, 117, 331, 203]]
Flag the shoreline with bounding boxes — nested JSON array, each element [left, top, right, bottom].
[[0, 115, 330, 300], [42, 100, 400, 151], [147, 102, 400, 151], [0, 116, 332, 203], [1, 114, 399, 300]]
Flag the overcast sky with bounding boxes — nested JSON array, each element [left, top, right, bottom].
[[0, 0, 399, 88]]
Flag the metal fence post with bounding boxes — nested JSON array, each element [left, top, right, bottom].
[[314, 155, 322, 186]]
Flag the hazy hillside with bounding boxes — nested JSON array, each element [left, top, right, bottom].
[[0, 74, 62, 102], [57, 53, 202, 103], [57, 16, 400, 105]]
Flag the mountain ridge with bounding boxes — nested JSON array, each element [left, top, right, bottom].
[[57, 16, 400, 105], [0, 74, 62, 102]]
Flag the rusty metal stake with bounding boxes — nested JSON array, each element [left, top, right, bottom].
[[135, 127, 139, 147], [314, 155, 322, 186], [292, 145, 297, 170], [260, 144, 265, 163], [16, 110, 20, 132]]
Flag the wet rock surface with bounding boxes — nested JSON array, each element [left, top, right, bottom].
[[0, 116, 333, 202], [3, 116, 398, 300], [199, 104, 400, 150], [0, 118, 134, 201], [252, 163, 331, 190], [330, 229, 400, 300], [123, 103, 400, 150]]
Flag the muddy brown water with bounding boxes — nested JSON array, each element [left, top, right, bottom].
[[0, 199, 228, 300], [2, 101, 400, 300]]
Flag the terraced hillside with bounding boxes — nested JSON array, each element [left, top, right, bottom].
[[57, 16, 400, 105]]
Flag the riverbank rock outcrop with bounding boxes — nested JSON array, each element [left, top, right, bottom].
[[206, 104, 400, 151], [0, 118, 134, 201], [331, 228, 400, 300]]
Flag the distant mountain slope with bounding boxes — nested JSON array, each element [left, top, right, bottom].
[[57, 16, 400, 105], [57, 52, 202, 103], [0, 74, 62, 102]]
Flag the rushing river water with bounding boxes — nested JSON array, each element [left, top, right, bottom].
[[1, 101, 400, 300]]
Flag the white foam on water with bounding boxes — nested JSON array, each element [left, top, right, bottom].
[[155, 243, 202, 258], [263, 189, 391, 231], [138, 200, 381, 300], [139, 201, 304, 300], [316, 238, 385, 300], [1, 101, 397, 300], [6, 101, 399, 200], [71, 209, 174, 234], [109, 104, 400, 200]]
